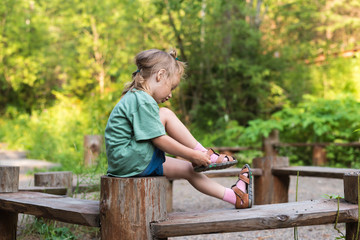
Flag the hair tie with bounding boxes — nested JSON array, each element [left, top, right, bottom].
[[136, 69, 140, 73], [175, 57, 179, 61]]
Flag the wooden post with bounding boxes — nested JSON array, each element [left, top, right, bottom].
[[312, 145, 327, 166], [253, 156, 289, 205], [0, 166, 19, 240], [100, 176, 167, 240], [84, 135, 103, 166], [35, 171, 73, 196], [262, 129, 279, 157], [344, 171, 360, 240]]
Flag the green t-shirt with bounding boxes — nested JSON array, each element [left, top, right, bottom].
[[105, 89, 166, 177]]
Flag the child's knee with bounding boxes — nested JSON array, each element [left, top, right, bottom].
[[182, 162, 198, 180]]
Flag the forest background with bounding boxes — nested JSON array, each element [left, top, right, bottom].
[[1, 0, 360, 174]]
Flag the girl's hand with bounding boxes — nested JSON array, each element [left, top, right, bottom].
[[191, 150, 211, 167]]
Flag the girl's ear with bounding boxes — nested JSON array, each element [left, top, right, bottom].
[[156, 69, 167, 82]]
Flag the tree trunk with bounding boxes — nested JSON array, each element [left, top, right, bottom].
[[100, 176, 167, 240]]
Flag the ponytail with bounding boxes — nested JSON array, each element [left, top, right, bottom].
[[122, 69, 147, 95]]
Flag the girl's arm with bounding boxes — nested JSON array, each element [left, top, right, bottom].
[[152, 135, 210, 166]]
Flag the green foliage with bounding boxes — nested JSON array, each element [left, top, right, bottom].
[[323, 194, 346, 239], [18, 216, 100, 240], [0, 90, 121, 173], [20, 218, 77, 240], [242, 95, 360, 167], [1, 0, 360, 171]]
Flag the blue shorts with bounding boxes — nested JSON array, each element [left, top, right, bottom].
[[136, 147, 165, 177]]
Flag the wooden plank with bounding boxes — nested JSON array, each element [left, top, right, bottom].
[[203, 168, 262, 178], [151, 199, 358, 238], [19, 186, 67, 195], [212, 146, 262, 152], [19, 185, 100, 195], [273, 142, 360, 147], [272, 166, 356, 179], [0, 191, 100, 227]]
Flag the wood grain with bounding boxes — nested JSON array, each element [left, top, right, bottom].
[[273, 166, 356, 179], [203, 167, 262, 178], [0, 166, 19, 192], [19, 186, 67, 195], [0, 191, 100, 227], [253, 156, 290, 204], [35, 171, 73, 195], [100, 176, 167, 240], [0, 210, 17, 240], [151, 199, 358, 238]]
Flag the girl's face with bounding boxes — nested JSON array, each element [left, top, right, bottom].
[[153, 71, 180, 104]]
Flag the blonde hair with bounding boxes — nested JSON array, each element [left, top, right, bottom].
[[122, 49, 186, 95]]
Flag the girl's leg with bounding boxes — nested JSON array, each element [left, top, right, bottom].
[[163, 157, 251, 208], [159, 107, 198, 148], [160, 108, 251, 208], [163, 156, 226, 200], [158, 107, 231, 163]]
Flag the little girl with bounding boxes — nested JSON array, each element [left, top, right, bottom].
[[105, 49, 252, 209]]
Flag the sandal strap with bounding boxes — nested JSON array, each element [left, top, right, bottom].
[[207, 148, 236, 164], [240, 167, 249, 175], [238, 174, 250, 184], [207, 148, 217, 157], [232, 186, 249, 209], [216, 154, 235, 163], [227, 155, 234, 162], [216, 154, 226, 163]]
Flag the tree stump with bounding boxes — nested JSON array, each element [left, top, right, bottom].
[[34, 171, 73, 196], [0, 166, 19, 240], [100, 176, 167, 240], [344, 171, 360, 240], [253, 156, 290, 205], [84, 135, 103, 166], [0, 166, 19, 192]]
